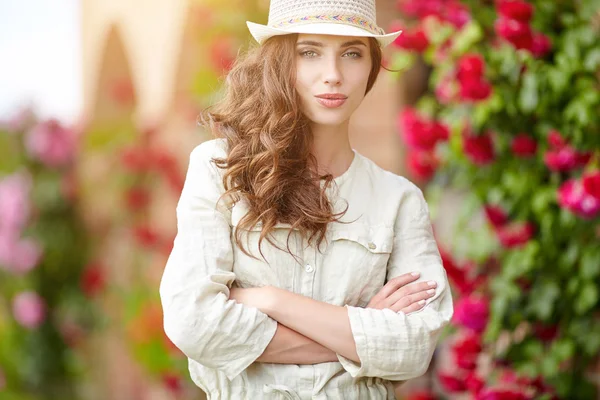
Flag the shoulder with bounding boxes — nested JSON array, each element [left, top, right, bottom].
[[356, 151, 426, 206], [190, 138, 228, 164]]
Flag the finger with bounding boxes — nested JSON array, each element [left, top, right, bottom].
[[385, 280, 437, 306], [387, 286, 436, 311], [398, 299, 427, 314], [376, 272, 421, 300]]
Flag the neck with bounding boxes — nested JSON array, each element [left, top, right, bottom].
[[310, 120, 354, 178]]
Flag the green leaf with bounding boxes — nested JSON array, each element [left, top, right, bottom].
[[580, 246, 600, 279], [389, 51, 416, 72], [449, 20, 483, 55], [519, 71, 539, 113], [574, 282, 598, 315], [527, 280, 560, 320], [583, 47, 600, 72]]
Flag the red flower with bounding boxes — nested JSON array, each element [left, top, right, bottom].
[[511, 134, 537, 157], [398, 108, 449, 151], [80, 262, 105, 297], [457, 54, 486, 81], [438, 371, 468, 393], [453, 295, 489, 333], [475, 387, 529, 400], [445, 1, 471, 28], [392, 23, 430, 52], [558, 179, 600, 219], [405, 390, 439, 400], [125, 187, 151, 210], [533, 322, 559, 342], [162, 372, 183, 395], [459, 79, 493, 101], [132, 225, 161, 248], [466, 371, 485, 394], [463, 130, 495, 165], [531, 33, 552, 57], [582, 172, 600, 200], [494, 17, 533, 50], [484, 205, 509, 228], [120, 147, 152, 172], [209, 37, 236, 73], [547, 129, 566, 148], [496, 221, 535, 248], [407, 151, 439, 181], [496, 0, 534, 22], [452, 331, 482, 370]]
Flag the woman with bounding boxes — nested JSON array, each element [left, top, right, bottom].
[[159, 0, 453, 398]]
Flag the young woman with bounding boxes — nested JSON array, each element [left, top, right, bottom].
[[160, 0, 453, 398]]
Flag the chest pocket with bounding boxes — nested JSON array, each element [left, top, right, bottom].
[[324, 223, 394, 307]]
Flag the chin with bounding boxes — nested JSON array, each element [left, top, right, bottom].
[[307, 110, 351, 127]]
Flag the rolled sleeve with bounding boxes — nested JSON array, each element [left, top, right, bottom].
[[337, 185, 454, 380], [159, 141, 277, 381]]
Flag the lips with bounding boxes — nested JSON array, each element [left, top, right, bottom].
[[315, 93, 348, 108]]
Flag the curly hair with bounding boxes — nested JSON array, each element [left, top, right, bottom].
[[198, 34, 383, 261]]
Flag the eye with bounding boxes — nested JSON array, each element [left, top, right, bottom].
[[300, 50, 318, 58], [343, 51, 363, 58]]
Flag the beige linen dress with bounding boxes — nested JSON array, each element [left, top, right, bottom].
[[159, 138, 454, 399]]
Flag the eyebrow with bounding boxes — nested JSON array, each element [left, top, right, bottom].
[[296, 40, 367, 48]]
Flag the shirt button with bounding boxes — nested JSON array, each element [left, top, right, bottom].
[[368, 242, 377, 250], [305, 264, 314, 273]]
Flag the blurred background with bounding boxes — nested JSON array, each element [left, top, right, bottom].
[[1, 0, 599, 399]]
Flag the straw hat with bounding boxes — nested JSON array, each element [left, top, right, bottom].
[[246, 0, 402, 48]]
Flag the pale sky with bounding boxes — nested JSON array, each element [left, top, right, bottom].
[[0, 0, 82, 124]]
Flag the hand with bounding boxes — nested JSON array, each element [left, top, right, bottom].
[[229, 286, 275, 314], [366, 272, 437, 314]]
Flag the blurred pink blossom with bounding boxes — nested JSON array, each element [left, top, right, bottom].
[[558, 179, 600, 219], [12, 291, 46, 329], [0, 235, 43, 274], [0, 171, 32, 234], [453, 295, 489, 333], [24, 119, 77, 168]]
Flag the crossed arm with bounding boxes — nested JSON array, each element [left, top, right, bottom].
[[230, 271, 438, 365]]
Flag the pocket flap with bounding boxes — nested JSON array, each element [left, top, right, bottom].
[[330, 223, 394, 253]]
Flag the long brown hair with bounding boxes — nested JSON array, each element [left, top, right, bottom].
[[198, 34, 383, 261]]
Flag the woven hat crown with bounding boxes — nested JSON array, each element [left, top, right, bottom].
[[267, 0, 384, 35]]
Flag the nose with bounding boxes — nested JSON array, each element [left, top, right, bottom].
[[323, 57, 342, 86]]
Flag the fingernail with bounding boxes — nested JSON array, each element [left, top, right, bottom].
[[418, 300, 426, 305], [428, 281, 437, 287], [427, 289, 435, 295], [411, 272, 420, 276]]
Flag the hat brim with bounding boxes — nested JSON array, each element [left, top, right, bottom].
[[246, 21, 402, 48]]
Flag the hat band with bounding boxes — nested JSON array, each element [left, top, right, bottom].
[[270, 14, 385, 36]]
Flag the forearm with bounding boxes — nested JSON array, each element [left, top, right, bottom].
[[264, 287, 360, 362], [256, 323, 338, 364]]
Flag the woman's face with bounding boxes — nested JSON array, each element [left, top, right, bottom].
[[294, 33, 372, 127]]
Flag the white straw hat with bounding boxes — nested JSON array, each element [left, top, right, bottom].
[[246, 0, 402, 48]]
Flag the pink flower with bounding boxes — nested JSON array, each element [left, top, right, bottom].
[[0, 171, 32, 234], [531, 32, 552, 57], [558, 179, 600, 219], [463, 129, 495, 165], [438, 371, 468, 392], [209, 36, 236, 73], [511, 134, 537, 157], [0, 235, 43, 274], [453, 295, 489, 333], [398, 108, 449, 151], [544, 147, 591, 171], [496, 0, 534, 22], [484, 205, 509, 228], [407, 151, 439, 181], [12, 291, 46, 329], [445, 1, 471, 28], [496, 221, 535, 248], [435, 74, 458, 104], [24, 119, 77, 168], [582, 172, 600, 200], [547, 129, 566, 148], [459, 79, 493, 101]]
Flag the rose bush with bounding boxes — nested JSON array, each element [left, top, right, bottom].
[[390, 0, 600, 399]]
